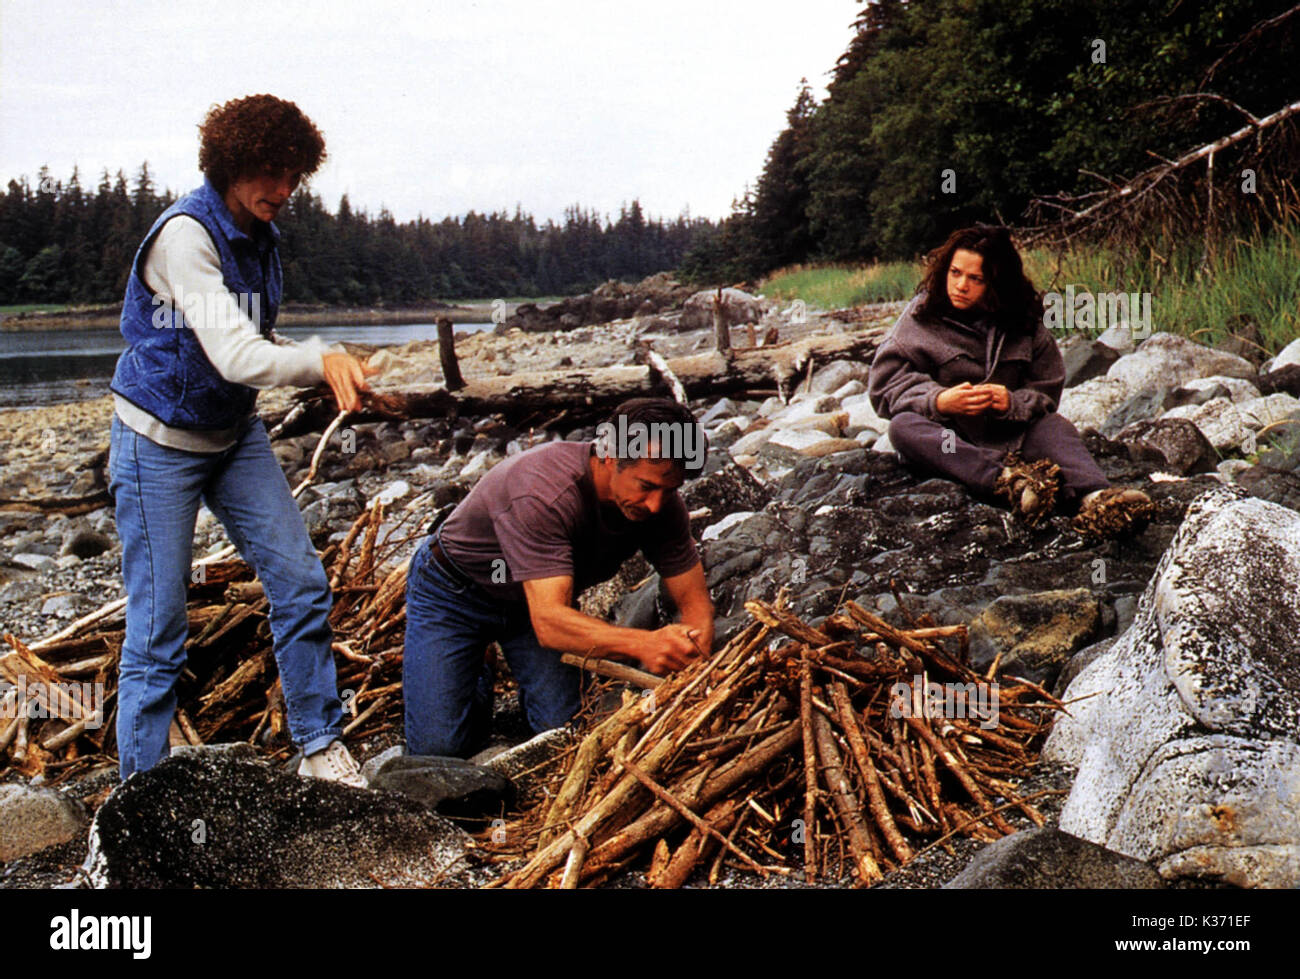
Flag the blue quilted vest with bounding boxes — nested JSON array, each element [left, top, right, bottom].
[[110, 178, 282, 430]]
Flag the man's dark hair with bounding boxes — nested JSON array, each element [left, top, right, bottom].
[[598, 397, 709, 478], [198, 94, 326, 194], [916, 224, 1040, 334]]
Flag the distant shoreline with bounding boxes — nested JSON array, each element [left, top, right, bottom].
[[0, 301, 514, 332]]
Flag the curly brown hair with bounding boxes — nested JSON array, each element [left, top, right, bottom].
[[198, 94, 326, 194], [915, 224, 1040, 335]]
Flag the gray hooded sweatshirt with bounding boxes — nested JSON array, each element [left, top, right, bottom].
[[867, 292, 1065, 453]]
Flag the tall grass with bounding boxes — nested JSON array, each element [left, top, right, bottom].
[[759, 222, 1299, 354], [760, 262, 922, 310]]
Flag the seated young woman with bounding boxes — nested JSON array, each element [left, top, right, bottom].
[[867, 224, 1150, 536]]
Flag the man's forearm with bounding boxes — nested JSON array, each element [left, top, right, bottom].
[[532, 604, 665, 659]]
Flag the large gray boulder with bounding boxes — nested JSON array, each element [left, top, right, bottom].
[[84, 750, 470, 888], [368, 754, 516, 818], [944, 827, 1165, 888], [1044, 485, 1300, 887], [967, 589, 1102, 687], [1113, 417, 1217, 475], [680, 288, 764, 331], [1060, 333, 1255, 436], [0, 783, 89, 862]]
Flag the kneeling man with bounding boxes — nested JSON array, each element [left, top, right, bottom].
[[402, 397, 714, 757]]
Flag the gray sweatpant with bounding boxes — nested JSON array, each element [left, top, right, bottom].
[[888, 411, 1110, 507]]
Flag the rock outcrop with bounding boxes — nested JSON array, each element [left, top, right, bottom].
[[84, 747, 471, 888], [1045, 486, 1300, 887]]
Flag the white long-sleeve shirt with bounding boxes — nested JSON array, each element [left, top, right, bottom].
[[113, 215, 339, 452]]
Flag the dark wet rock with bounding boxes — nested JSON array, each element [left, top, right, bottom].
[[613, 572, 662, 630], [84, 751, 469, 887], [504, 274, 694, 333], [368, 754, 517, 819], [0, 784, 89, 862], [1252, 423, 1300, 472], [680, 448, 1184, 649], [1045, 485, 1300, 887], [59, 529, 114, 560], [943, 827, 1165, 888], [300, 494, 363, 540], [480, 727, 576, 784], [1236, 466, 1300, 513], [1060, 335, 1120, 388], [681, 462, 773, 537], [1162, 380, 1233, 410], [1258, 363, 1300, 398], [968, 589, 1102, 686], [1113, 418, 1217, 475]]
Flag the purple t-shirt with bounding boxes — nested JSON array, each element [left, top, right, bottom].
[[438, 440, 700, 602]]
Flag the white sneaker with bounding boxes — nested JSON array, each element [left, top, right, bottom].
[[298, 740, 368, 789]]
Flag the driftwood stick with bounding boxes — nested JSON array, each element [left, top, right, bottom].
[[559, 831, 589, 890], [437, 316, 467, 391], [577, 723, 800, 880], [176, 709, 202, 746], [658, 796, 743, 889], [506, 734, 676, 888], [619, 755, 767, 878], [829, 682, 913, 864], [560, 654, 663, 689], [906, 715, 1015, 836], [812, 709, 883, 885], [291, 410, 349, 498], [41, 718, 90, 752], [645, 349, 688, 406], [12, 694, 29, 762], [541, 692, 642, 849], [342, 695, 387, 736], [799, 653, 818, 883], [0, 687, 19, 751]]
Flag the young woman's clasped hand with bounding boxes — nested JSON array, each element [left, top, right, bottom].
[[936, 381, 1011, 417]]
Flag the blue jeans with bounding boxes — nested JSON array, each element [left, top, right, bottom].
[[402, 535, 581, 757], [108, 414, 343, 778]]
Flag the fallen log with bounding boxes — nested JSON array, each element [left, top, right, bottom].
[[264, 329, 888, 438]]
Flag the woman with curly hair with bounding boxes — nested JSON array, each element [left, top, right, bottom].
[[108, 95, 375, 785], [868, 225, 1151, 535]]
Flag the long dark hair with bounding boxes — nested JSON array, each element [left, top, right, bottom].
[[916, 225, 1039, 333]]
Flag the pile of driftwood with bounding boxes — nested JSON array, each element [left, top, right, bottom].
[[486, 594, 1058, 889], [0, 497, 421, 786]]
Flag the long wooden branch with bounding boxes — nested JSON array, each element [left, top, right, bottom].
[[264, 330, 887, 439], [1027, 95, 1300, 240]]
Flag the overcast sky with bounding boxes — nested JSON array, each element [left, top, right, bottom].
[[0, 0, 859, 224]]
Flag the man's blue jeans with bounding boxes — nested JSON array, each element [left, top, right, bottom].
[[402, 535, 581, 757], [108, 414, 343, 778]]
